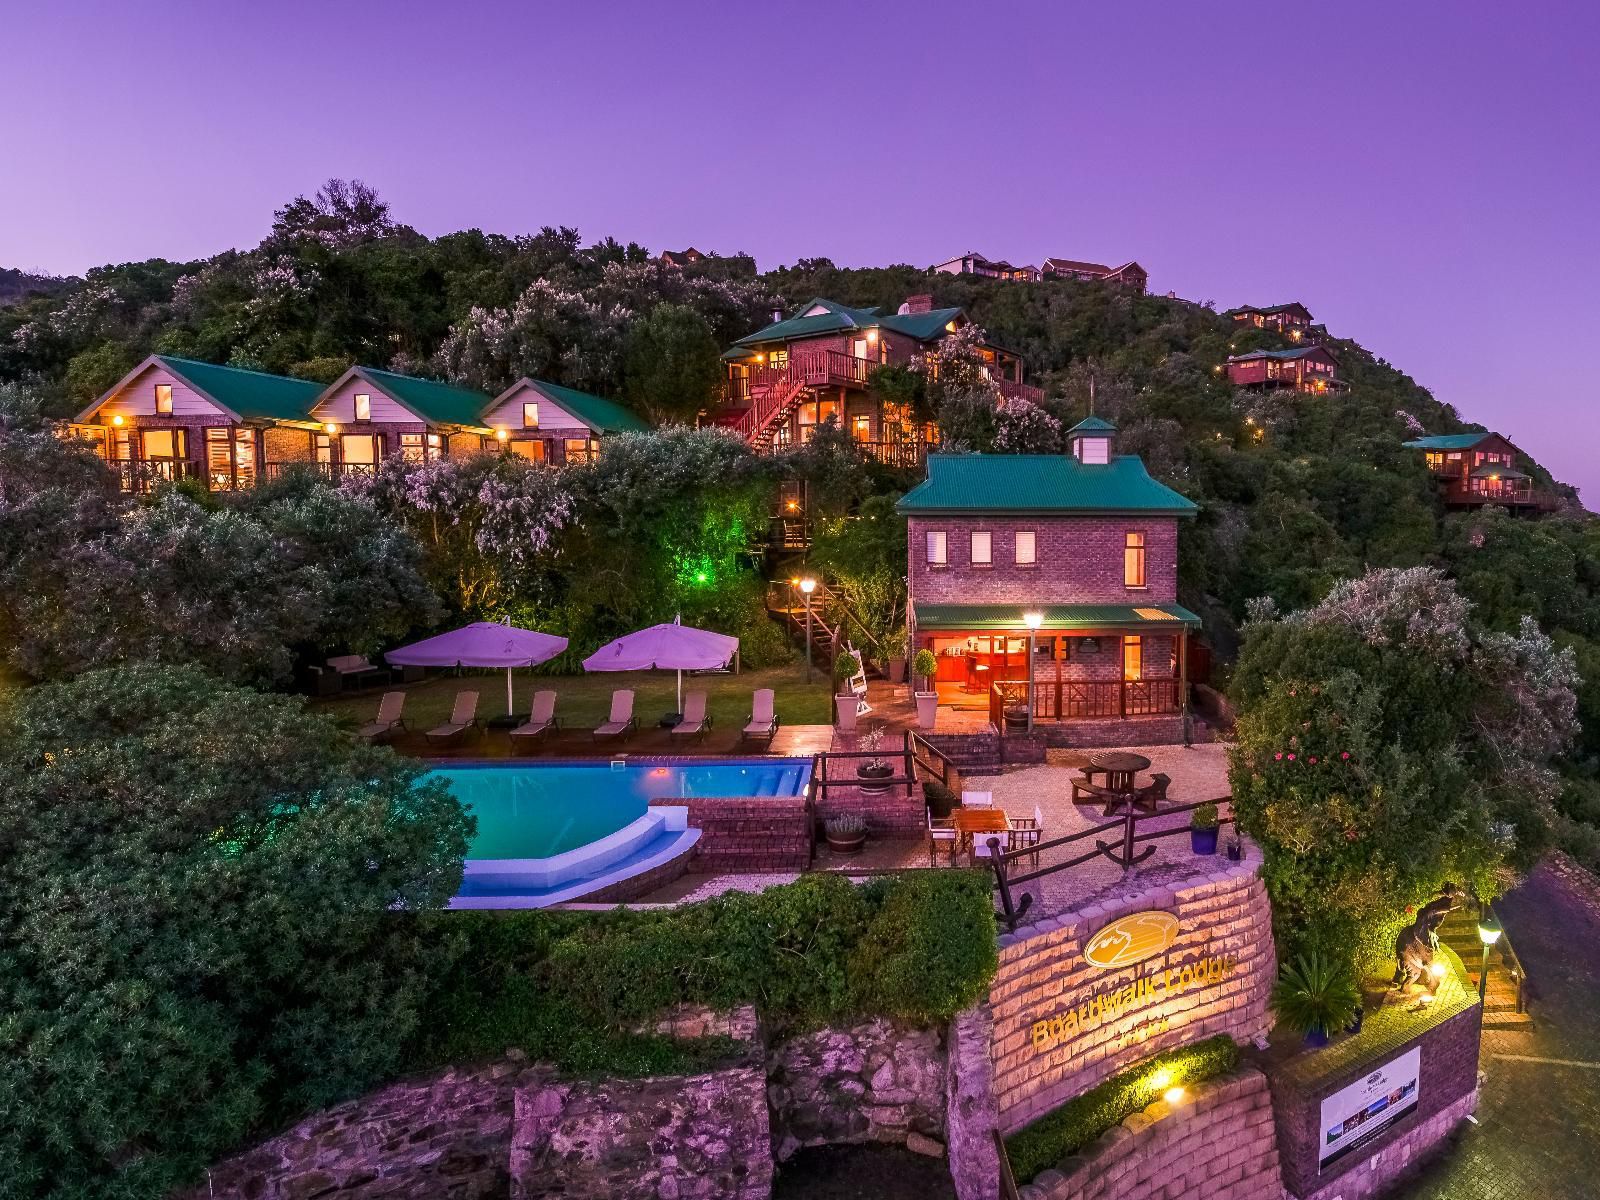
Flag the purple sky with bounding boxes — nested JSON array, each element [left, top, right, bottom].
[[6, 2, 1598, 503]]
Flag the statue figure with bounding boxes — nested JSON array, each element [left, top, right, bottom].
[[1391, 884, 1463, 989]]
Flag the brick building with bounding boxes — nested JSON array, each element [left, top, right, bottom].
[[72, 354, 323, 493], [712, 295, 1040, 468], [897, 417, 1201, 744]]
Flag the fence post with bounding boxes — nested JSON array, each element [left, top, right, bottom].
[[989, 841, 1032, 932], [1120, 809, 1136, 871]]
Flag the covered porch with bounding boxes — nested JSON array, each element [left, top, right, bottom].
[[909, 603, 1200, 734]]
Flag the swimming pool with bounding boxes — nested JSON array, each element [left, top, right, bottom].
[[429, 758, 813, 907]]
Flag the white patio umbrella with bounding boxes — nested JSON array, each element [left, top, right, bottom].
[[581, 616, 739, 712], [385, 620, 569, 716]]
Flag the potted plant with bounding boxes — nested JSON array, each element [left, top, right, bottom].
[[824, 813, 867, 854], [1226, 833, 1244, 862], [1190, 803, 1220, 855], [834, 651, 861, 731], [913, 649, 939, 730], [924, 779, 958, 820], [887, 632, 908, 685], [1271, 954, 1363, 1048], [855, 727, 895, 793]]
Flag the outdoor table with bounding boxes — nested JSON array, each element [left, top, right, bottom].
[[953, 807, 1010, 861], [1088, 751, 1151, 796]]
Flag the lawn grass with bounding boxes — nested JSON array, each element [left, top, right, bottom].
[[312, 663, 837, 733]]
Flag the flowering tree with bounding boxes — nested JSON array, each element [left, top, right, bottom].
[[268, 178, 395, 250], [433, 280, 629, 395], [1230, 567, 1580, 969], [993, 397, 1063, 454]]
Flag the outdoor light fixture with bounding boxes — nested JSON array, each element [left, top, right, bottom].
[[1478, 911, 1503, 1001], [110, 414, 124, 426], [1023, 611, 1043, 733], [1163, 1087, 1186, 1105], [866, 328, 878, 344], [799, 577, 817, 683], [799, 577, 817, 595], [324, 422, 339, 435], [1150, 1069, 1172, 1090], [495, 427, 509, 442]]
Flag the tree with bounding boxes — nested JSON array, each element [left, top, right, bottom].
[[0, 664, 471, 1197], [1229, 567, 1580, 970], [268, 178, 395, 250], [622, 303, 722, 423], [810, 493, 909, 648]]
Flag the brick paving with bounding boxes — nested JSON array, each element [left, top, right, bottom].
[[1390, 856, 1600, 1200]]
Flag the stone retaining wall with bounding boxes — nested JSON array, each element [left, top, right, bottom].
[[945, 1004, 1002, 1200], [649, 795, 812, 872], [768, 1018, 946, 1160], [1017, 1067, 1282, 1200], [990, 848, 1276, 1133]]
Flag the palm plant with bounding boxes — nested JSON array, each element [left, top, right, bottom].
[[1271, 953, 1363, 1044]]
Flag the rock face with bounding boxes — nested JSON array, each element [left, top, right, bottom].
[[511, 1067, 772, 1200], [766, 1018, 947, 1161], [945, 1004, 1001, 1200]]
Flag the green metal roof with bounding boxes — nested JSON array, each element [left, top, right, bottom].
[[914, 603, 1201, 631], [1067, 416, 1118, 435], [522, 380, 650, 434], [1226, 347, 1329, 362], [897, 454, 1199, 516], [96, 356, 324, 423], [730, 297, 966, 350], [1403, 433, 1493, 450], [356, 367, 493, 428], [1222, 302, 1311, 318]]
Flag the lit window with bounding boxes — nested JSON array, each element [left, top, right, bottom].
[[142, 428, 177, 458], [400, 433, 425, 463], [971, 531, 992, 565], [354, 393, 372, 421], [523, 402, 540, 429], [510, 439, 546, 462], [852, 415, 872, 442], [1124, 532, 1147, 588], [926, 530, 947, 565], [1123, 635, 1143, 681], [564, 437, 598, 463], [426, 433, 442, 449], [154, 383, 173, 414], [1015, 531, 1036, 565]]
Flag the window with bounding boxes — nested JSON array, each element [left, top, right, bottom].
[[354, 393, 372, 421], [400, 432, 426, 463], [1123, 635, 1143, 681], [1015, 530, 1037, 565], [314, 434, 331, 465], [426, 433, 442, 450], [522, 402, 540, 429], [154, 383, 173, 414], [926, 530, 948, 566], [1124, 532, 1147, 588], [851, 415, 872, 442], [1077, 436, 1110, 465], [767, 348, 789, 371], [340, 434, 377, 465], [971, 530, 992, 566], [141, 428, 182, 459], [509, 439, 546, 462], [564, 437, 598, 464]]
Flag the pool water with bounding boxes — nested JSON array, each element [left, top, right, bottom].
[[430, 759, 812, 860]]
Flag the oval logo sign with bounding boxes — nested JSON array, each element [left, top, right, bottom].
[[1083, 911, 1179, 970]]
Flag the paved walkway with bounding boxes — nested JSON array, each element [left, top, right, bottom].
[[1392, 855, 1600, 1200]]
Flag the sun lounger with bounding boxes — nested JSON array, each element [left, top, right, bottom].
[[509, 689, 559, 747], [425, 691, 480, 744], [741, 688, 779, 744], [357, 691, 407, 742], [592, 690, 637, 741], [670, 690, 711, 741]]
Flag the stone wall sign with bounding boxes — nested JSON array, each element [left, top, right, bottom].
[[1082, 910, 1180, 970]]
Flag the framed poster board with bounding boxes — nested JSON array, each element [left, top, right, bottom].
[[1318, 1046, 1421, 1171]]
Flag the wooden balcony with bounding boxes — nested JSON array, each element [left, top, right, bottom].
[[994, 377, 1044, 405], [1442, 480, 1558, 511], [990, 678, 1182, 727], [107, 458, 205, 494]]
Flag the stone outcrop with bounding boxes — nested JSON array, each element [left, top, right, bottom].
[[767, 1018, 946, 1160], [945, 1004, 1001, 1200], [1018, 1068, 1282, 1200]]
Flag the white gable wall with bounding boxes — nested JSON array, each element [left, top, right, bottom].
[[482, 384, 591, 433], [96, 364, 232, 421], [310, 377, 417, 424]]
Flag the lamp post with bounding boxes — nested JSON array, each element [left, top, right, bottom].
[[1023, 611, 1043, 733], [1477, 910, 1503, 1002], [800, 576, 817, 684]]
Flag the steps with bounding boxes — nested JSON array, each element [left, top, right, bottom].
[[1437, 914, 1535, 1031]]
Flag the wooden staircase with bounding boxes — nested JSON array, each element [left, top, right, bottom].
[[764, 578, 885, 675], [1436, 911, 1534, 1032], [736, 374, 808, 445]]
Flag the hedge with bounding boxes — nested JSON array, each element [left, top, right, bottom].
[[1003, 1035, 1241, 1183], [406, 869, 999, 1077]]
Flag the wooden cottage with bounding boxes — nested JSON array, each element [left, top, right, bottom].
[[481, 378, 650, 464]]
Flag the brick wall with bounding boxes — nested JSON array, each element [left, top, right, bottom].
[[650, 795, 812, 872], [262, 425, 314, 463], [1017, 1068, 1282, 1200], [990, 849, 1276, 1133], [1266, 972, 1482, 1199], [814, 776, 925, 835], [907, 515, 1179, 607], [1031, 716, 1186, 749]]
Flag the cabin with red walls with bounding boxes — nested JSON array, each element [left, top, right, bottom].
[[1225, 345, 1340, 392]]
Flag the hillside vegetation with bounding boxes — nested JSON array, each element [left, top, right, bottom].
[[3, 178, 1598, 860]]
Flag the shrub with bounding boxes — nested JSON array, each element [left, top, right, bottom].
[[1004, 1036, 1241, 1183], [825, 813, 866, 837], [1190, 802, 1219, 830], [913, 648, 939, 684], [833, 650, 861, 684], [924, 779, 958, 818], [1271, 954, 1363, 1039], [848, 872, 999, 1024]]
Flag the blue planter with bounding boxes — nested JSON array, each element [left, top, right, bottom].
[[1191, 826, 1219, 855], [1304, 1027, 1331, 1048]]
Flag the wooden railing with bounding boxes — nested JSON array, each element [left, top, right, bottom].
[[908, 731, 963, 795], [107, 458, 204, 494], [1443, 480, 1557, 510], [986, 797, 1234, 931], [994, 377, 1044, 405], [263, 461, 379, 483], [990, 677, 1182, 727], [1474, 896, 1529, 1014]]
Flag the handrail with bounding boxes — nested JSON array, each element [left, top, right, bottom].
[[985, 796, 1235, 931], [1476, 896, 1529, 1014]]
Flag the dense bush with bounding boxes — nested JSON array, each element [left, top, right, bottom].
[[408, 872, 998, 1080], [0, 665, 472, 1199], [1004, 1035, 1241, 1183]]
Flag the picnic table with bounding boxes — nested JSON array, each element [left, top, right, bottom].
[[1088, 751, 1151, 795], [952, 807, 1010, 860]]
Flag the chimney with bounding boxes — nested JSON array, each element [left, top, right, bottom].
[[902, 293, 934, 315], [770, 305, 783, 324]]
